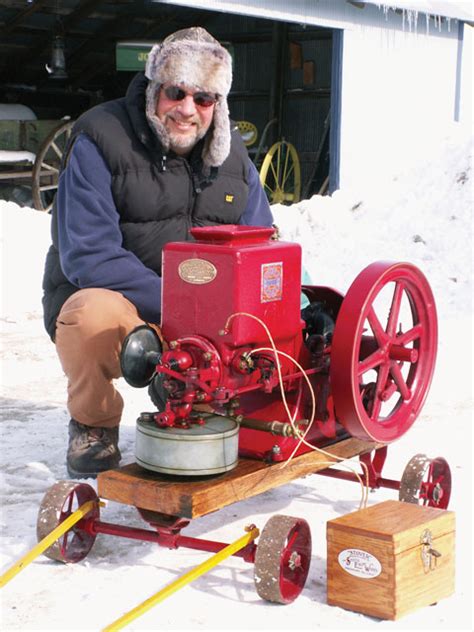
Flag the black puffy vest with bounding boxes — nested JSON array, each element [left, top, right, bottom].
[[42, 74, 249, 339]]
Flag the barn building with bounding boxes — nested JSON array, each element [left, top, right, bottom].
[[0, 0, 472, 204]]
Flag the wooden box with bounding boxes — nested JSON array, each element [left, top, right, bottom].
[[327, 500, 455, 620]]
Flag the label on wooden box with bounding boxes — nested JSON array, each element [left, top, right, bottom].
[[327, 500, 455, 620]]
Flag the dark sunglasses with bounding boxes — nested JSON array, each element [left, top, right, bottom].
[[162, 85, 218, 108]]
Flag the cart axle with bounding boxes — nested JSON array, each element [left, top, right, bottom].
[[80, 518, 257, 562]]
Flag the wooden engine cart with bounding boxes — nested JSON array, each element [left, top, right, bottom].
[[35, 225, 452, 606], [36, 442, 451, 604]]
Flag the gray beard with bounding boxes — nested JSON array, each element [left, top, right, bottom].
[[167, 125, 207, 154]]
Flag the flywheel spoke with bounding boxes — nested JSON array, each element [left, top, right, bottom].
[[367, 307, 387, 346], [357, 347, 385, 376], [395, 323, 423, 346], [389, 361, 411, 400], [371, 363, 390, 419], [387, 282, 404, 336]]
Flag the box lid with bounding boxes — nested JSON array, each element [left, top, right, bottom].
[[327, 500, 455, 553]]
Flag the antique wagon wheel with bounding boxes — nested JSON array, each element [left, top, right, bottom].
[[236, 120, 258, 146], [259, 140, 301, 205], [36, 480, 100, 562], [254, 514, 311, 604], [330, 262, 437, 443], [399, 453, 452, 508], [32, 119, 73, 212]]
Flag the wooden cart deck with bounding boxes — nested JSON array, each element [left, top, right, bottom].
[[97, 437, 379, 519]]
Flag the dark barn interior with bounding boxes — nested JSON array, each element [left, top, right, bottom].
[[0, 0, 333, 203]]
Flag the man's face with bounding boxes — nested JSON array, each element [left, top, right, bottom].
[[156, 84, 216, 155]]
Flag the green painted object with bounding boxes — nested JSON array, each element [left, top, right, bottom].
[[116, 42, 155, 71]]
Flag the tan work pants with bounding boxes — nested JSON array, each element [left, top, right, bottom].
[[55, 288, 147, 428]]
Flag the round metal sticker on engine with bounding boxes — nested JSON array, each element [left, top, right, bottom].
[[178, 258, 217, 284], [338, 548, 382, 579]]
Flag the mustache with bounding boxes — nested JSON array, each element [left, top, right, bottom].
[[166, 113, 200, 125]]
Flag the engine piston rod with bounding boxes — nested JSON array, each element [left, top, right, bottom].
[[235, 416, 307, 437]]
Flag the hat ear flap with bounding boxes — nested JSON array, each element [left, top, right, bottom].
[[145, 80, 170, 152], [145, 44, 162, 81], [202, 98, 231, 168]]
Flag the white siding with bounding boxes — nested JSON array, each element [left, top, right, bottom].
[[339, 21, 462, 189], [155, 0, 466, 29]]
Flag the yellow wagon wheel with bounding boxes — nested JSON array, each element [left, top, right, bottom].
[[259, 140, 301, 205], [236, 120, 258, 146]]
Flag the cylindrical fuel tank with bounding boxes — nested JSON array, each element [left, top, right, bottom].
[[136, 414, 239, 476]]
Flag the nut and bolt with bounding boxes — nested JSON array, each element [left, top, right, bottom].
[[288, 551, 302, 570]]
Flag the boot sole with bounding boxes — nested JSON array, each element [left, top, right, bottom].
[[66, 461, 120, 480]]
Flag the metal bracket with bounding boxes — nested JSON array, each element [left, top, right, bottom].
[[420, 528, 442, 572]]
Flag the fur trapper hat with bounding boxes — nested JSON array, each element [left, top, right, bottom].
[[145, 27, 233, 167]]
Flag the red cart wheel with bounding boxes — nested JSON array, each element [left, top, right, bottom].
[[330, 262, 437, 442], [254, 515, 311, 604], [399, 453, 452, 508], [36, 480, 100, 562]]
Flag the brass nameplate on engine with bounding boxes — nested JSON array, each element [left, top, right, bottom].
[[178, 258, 217, 284]]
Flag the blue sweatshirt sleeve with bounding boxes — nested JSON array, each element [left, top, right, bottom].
[[239, 159, 274, 227], [57, 133, 162, 324]]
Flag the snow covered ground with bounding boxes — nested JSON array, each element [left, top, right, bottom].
[[0, 121, 472, 631]]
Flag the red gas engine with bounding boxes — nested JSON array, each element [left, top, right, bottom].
[[32, 224, 450, 612], [121, 224, 438, 478]]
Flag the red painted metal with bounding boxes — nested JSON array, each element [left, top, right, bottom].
[[79, 518, 256, 562], [317, 447, 401, 490], [254, 515, 311, 604], [278, 519, 311, 603], [330, 262, 438, 443], [420, 457, 452, 509], [162, 225, 302, 349], [152, 228, 439, 460], [38, 482, 100, 563], [159, 225, 347, 459]]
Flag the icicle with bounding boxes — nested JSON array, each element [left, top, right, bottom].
[[426, 12, 430, 35], [404, 9, 419, 33], [378, 3, 396, 22]]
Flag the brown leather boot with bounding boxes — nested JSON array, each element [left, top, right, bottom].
[[66, 419, 121, 479]]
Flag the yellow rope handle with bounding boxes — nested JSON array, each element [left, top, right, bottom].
[[103, 526, 260, 631], [0, 499, 99, 589]]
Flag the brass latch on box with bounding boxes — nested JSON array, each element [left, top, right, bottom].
[[420, 529, 442, 572]]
